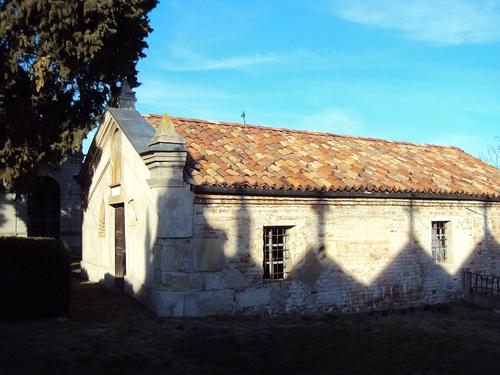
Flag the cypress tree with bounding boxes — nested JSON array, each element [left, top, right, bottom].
[[0, 0, 157, 190]]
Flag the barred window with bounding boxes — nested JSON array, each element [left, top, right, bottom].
[[263, 226, 291, 280], [431, 221, 448, 262]]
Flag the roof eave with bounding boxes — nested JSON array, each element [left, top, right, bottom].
[[191, 184, 499, 202]]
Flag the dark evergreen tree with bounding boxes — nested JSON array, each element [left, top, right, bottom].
[[0, 0, 157, 190]]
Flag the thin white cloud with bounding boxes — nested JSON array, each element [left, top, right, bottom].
[[160, 44, 285, 71], [332, 0, 500, 45], [165, 53, 281, 71], [301, 108, 363, 135], [160, 39, 388, 72]]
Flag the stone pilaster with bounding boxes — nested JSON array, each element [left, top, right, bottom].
[[140, 114, 195, 316], [140, 114, 193, 239]]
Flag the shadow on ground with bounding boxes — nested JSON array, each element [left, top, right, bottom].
[[1, 276, 499, 375]]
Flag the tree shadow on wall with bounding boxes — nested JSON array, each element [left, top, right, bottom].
[[362, 200, 455, 310], [127, 191, 498, 316], [283, 201, 365, 314], [287, 199, 499, 313], [0, 175, 64, 240], [460, 202, 500, 275], [78, 146, 104, 212], [0, 184, 26, 232], [82, 141, 499, 316]]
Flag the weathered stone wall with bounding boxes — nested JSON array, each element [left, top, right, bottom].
[[50, 155, 83, 255], [154, 195, 500, 316], [0, 154, 82, 255], [0, 192, 28, 237]]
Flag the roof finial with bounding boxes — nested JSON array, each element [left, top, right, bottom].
[[241, 111, 246, 124], [118, 79, 137, 109], [149, 113, 184, 146]]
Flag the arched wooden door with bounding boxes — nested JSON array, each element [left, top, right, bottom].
[[27, 176, 60, 239]]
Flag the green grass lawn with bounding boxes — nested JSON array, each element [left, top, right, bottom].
[[1, 277, 499, 375]]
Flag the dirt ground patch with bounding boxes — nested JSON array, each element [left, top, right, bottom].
[[1, 277, 500, 375]]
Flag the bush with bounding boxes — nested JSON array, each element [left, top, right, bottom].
[[0, 236, 71, 319]]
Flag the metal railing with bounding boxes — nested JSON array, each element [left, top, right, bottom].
[[465, 271, 500, 297]]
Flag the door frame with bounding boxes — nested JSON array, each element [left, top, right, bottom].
[[114, 203, 126, 289]]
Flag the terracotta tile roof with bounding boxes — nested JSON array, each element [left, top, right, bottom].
[[144, 114, 500, 198]]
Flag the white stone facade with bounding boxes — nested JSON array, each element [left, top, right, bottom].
[[81, 113, 159, 301]]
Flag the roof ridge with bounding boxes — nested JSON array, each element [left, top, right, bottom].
[[143, 113, 462, 151]]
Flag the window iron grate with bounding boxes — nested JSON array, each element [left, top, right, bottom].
[[263, 226, 290, 280], [432, 221, 448, 262]]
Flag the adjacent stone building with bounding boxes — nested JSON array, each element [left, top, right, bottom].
[[78, 85, 500, 316], [0, 154, 83, 256]]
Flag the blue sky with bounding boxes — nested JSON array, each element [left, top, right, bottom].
[[100, 0, 500, 160]]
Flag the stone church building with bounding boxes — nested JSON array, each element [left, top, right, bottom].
[[78, 84, 500, 317]]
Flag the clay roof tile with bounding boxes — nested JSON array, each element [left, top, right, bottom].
[[144, 114, 500, 199]]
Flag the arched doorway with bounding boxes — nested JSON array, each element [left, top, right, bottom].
[[28, 176, 60, 239]]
